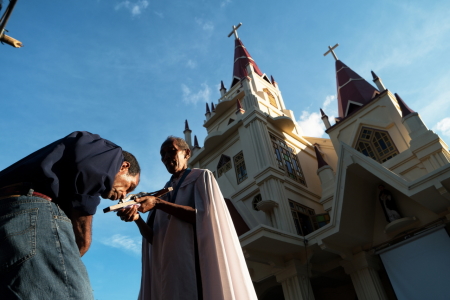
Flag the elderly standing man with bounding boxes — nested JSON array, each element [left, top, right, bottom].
[[118, 136, 257, 300], [0, 131, 140, 300]]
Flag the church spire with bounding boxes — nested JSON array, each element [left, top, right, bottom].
[[395, 93, 414, 118], [193, 135, 200, 149], [320, 108, 331, 129], [314, 145, 329, 169], [236, 99, 245, 114], [220, 80, 227, 96], [228, 23, 263, 88], [271, 75, 278, 88], [371, 70, 386, 91], [324, 44, 379, 118], [183, 119, 192, 149]]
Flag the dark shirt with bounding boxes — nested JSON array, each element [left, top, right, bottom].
[[0, 131, 123, 215]]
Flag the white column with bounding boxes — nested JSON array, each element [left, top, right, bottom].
[[244, 117, 275, 171], [276, 260, 315, 300], [340, 252, 388, 300], [258, 177, 297, 234]]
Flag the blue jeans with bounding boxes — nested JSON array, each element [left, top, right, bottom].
[[0, 196, 94, 300]]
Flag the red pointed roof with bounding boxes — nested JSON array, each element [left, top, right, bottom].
[[336, 60, 378, 118], [314, 145, 329, 169], [395, 93, 414, 117], [271, 75, 277, 87], [205, 103, 211, 114], [231, 38, 263, 87], [194, 135, 200, 148]]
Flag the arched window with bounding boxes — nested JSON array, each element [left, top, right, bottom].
[[355, 127, 399, 163], [217, 154, 232, 177]]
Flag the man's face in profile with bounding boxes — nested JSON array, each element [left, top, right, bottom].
[[101, 161, 140, 200], [160, 140, 190, 175]]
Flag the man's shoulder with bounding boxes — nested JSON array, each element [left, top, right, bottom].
[[181, 169, 212, 186]]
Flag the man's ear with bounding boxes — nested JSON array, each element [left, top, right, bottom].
[[184, 148, 191, 159], [120, 161, 131, 173]]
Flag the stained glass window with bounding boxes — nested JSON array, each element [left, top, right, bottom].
[[217, 155, 232, 177], [289, 200, 330, 236], [270, 134, 306, 185], [233, 151, 248, 184], [289, 200, 315, 236], [355, 127, 399, 163]]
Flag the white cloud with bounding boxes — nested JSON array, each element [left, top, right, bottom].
[[186, 59, 197, 69], [435, 118, 450, 137], [154, 11, 164, 18], [297, 95, 337, 138], [221, 0, 231, 8], [181, 83, 211, 105], [323, 95, 335, 109], [100, 234, 141, 254], [195, 18, 214, 32], [115, 0, 149, 16]]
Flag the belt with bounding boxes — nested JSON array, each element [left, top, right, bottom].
[[0, 183, 52, 201]]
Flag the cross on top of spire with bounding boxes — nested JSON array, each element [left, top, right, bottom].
[[324, 43, 339, 61], [227, 22, 242, 39]]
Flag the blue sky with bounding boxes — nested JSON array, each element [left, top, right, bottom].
[[2, 0, 450, 299]]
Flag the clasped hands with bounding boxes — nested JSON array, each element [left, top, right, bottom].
[[116, 196, 160, 222]]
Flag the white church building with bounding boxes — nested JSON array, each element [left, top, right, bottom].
[[184, 26, 450, 300]]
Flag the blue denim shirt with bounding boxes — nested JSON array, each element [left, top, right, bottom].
[[0, 131, 123, 215]]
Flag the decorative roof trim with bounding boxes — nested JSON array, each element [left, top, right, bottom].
[[338, 78, 364, 90]]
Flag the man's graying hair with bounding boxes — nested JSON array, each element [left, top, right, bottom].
[[122, 151, 141, 176], [164, 136, 190, 151]]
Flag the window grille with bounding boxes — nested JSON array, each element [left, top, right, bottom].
[[355, 127, 399, 163], [289, 200, 315, 236], [263, 88, 278, 108], [252, 194, 262, 211], [217, 155, 232, 177], [233, 151, 248, 184], [269, 134, 306, 185]]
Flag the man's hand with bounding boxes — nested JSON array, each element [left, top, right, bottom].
[[135, 196, 160, 213], [70, 209, 93, 257], [116, 205, 140, 222]]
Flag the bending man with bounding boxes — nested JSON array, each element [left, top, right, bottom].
[[0, 131, 140, 300], [118, 136, 257, 300]]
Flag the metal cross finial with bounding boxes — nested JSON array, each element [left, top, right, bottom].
[[324, 43, 339, 61], [227, 22, 242, 39]]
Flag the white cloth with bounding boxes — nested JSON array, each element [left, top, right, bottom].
[[138, 169, 257, 300]]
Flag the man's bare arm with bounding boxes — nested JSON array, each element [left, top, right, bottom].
[[117, 206, 155, 243], [136, 196, 196, 224], [70, 209, 93, 257]]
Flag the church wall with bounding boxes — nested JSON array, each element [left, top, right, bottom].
[[206, 106, 237, 134], [197, 124, 272, 228], [328, 94, 412, 165]]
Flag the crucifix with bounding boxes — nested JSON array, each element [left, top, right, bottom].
[[0, 0, 22, 48], [227, 22, 242, 39], [324, 43, 339, 61]]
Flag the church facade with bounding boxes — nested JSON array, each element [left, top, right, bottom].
[[184, 28, 450, 300]]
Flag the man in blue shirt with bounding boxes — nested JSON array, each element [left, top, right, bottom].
[[0, 131, 140, 300]]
